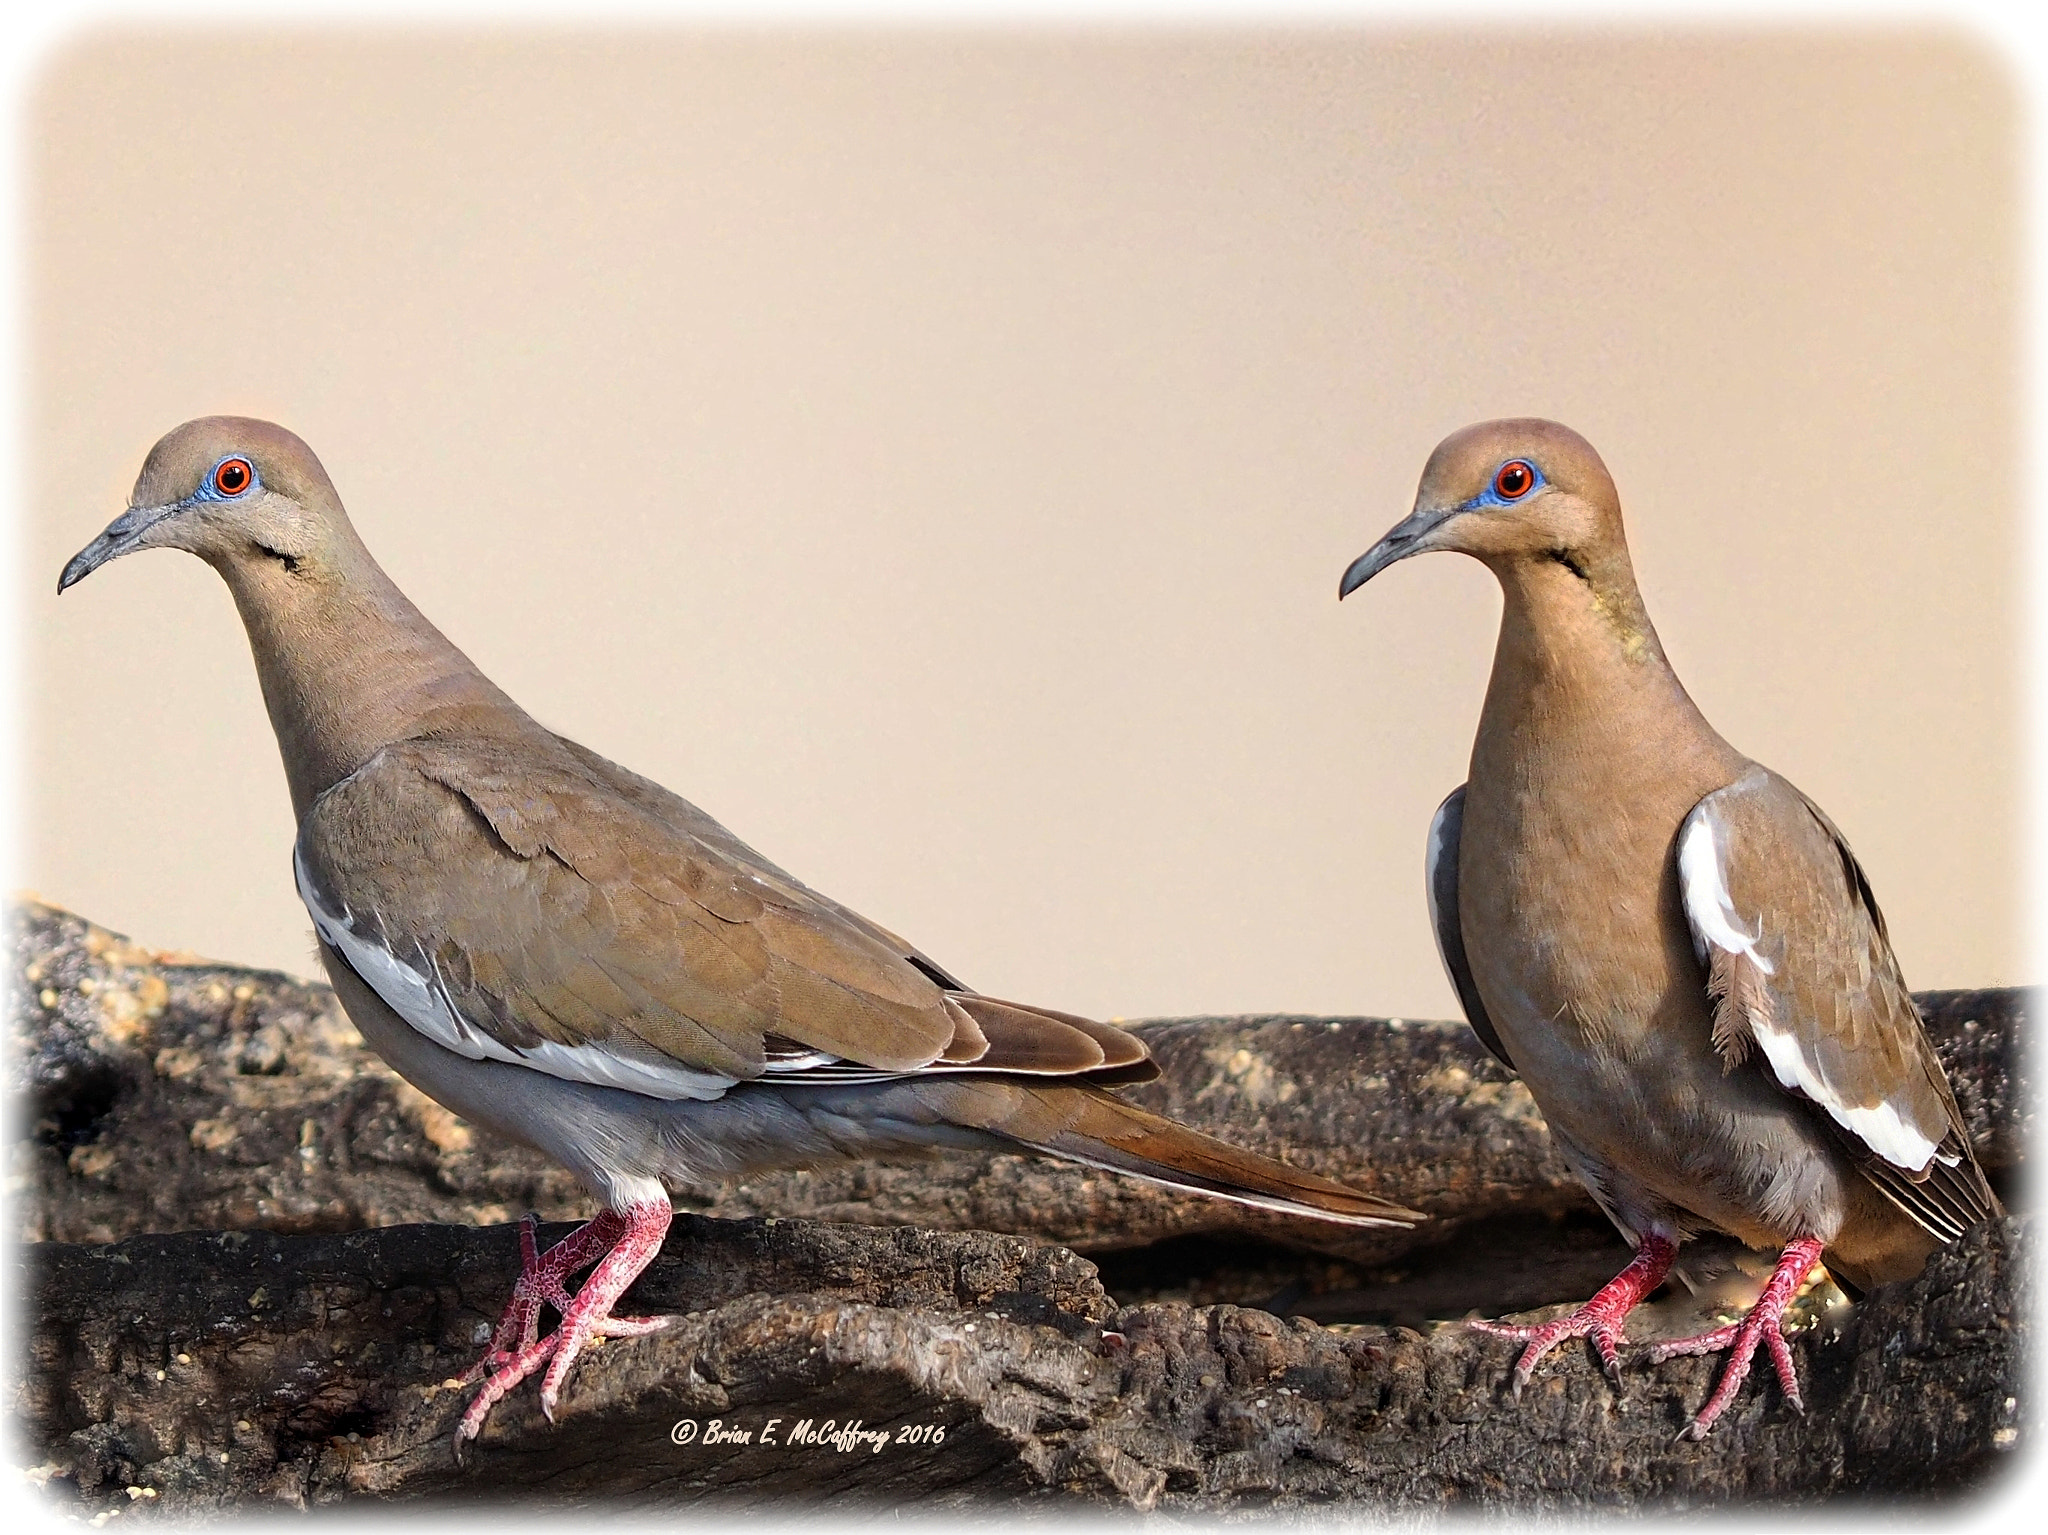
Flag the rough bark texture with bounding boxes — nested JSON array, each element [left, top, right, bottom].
[[8, 899, 2032, 1513], [15, 1215, 2030, 1513]]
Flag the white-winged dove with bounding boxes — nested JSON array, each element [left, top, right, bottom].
[[61, 417, 1423, 1446], [1339, 419, 1998, 1439]]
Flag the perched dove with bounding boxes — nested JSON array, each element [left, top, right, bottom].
[[1338, 418, 1998, 1438], [62, 417, 1422, 1445]]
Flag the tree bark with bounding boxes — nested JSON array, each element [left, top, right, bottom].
[[9, 899, 2030, 1513], [17, 1214, 2027, 1512]]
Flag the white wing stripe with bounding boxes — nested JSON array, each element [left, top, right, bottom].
[[295, 846, 481, 1060], [1749, 1024, 1940, 1171], [1677, 815, 1774, 976], [1679, 798, 1940, 1174], [294, 845, 738, 1103]]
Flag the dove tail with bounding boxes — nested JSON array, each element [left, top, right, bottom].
[[910, 1077, 1423, 1229]]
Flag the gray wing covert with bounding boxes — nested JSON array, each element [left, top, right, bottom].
[[1427, 785, 1514, 1070]]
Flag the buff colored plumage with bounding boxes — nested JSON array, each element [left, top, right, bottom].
[[1341, 419, 1996, 1438], [62, 416, 1421, 1446]]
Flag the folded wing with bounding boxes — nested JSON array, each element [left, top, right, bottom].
[[1676, 766, 1997, 1241], [1425, 785, 1514, 1070], [296, 733, 1151, 1102]]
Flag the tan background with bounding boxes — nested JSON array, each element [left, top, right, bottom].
[[19, 27, 2021, 1021]]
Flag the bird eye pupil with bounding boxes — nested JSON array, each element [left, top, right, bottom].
[[1494, 461, 1533, 499], [215, 459, 251, 495]]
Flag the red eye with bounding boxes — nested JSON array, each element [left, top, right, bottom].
[[213, 458, 253, 496], [1493, 460, 1535, 500]]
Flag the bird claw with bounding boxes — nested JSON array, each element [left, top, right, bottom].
[[1651, 1236, 1824, 1439], [1597, 1350, 1627, 1391], [1471, 1233, 1678, 1400], [451, 1202, 675, 1447], [1473, 1307, 1628, 1392]]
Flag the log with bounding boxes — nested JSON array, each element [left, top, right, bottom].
[[16, 1214, 2027, 1512], [8, 898, 2030, 1512]]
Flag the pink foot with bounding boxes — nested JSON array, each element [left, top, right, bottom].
[[463, 1211, 628, 1381], [1471, 1232, 1677, 1393], [1648, 1236, 1824, 1440], [455, 1202, 675, 1448]]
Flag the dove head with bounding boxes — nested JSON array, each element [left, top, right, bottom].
[[59, 417, 355, 593], [56, 417, 509, 819], [1339, 418, 1629, 596]]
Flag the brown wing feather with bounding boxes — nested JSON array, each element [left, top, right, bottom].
[[942, 990, 1155, 1072], [989, 1001, 1152, 1071], [551, 734, 970, 989], [946, 996, 1107, 1074], [304, 732, 1163, 1095], [305, 736, 965, 1077], [1692, 770, 1999, 1239]]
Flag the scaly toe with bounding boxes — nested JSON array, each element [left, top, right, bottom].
[[1596, 1345, 1627, 1388], [1467, 1317, 1541, 1342], [1649, 1324, 1738, 1365], [596, 1314, 672, 1339]]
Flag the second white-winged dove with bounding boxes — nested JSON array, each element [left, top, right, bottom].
[[1339, 419, 1998, 1439], [61, 417, 1423, 1446]]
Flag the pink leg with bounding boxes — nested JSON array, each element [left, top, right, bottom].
[[464, 1211, 635, 1381], [1648, 1235, 1824, 1440], [456, 1201, 675, 1446], [1471, 1231, 1678, 1393]]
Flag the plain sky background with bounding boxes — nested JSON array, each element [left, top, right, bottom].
[[18, 25, 2022, 1021]]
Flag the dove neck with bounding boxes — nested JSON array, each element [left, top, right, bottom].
[[1474, 549, 1737, 790], [217, 531, 529, 824]]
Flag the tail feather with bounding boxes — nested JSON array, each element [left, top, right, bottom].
[[981, 999, 1152, 1071], [946, 994, 1155, 1077], [912, 1078, 1423, 1229]]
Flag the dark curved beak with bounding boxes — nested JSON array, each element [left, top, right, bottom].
[[1338, 505, 1457, 599], [58, 505, 170, 594]]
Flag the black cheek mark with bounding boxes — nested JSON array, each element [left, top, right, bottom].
[[1544, 547, 1591, 583], [255, 543, 303, 575]]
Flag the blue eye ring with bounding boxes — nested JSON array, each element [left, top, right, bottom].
[[1493, 459, 1536, 501], [210, 456, 256, 497]]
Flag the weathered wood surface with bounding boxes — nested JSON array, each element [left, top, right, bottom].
[[8, 899, 2031, 1513], [16, 1215, 2028, 1513]]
